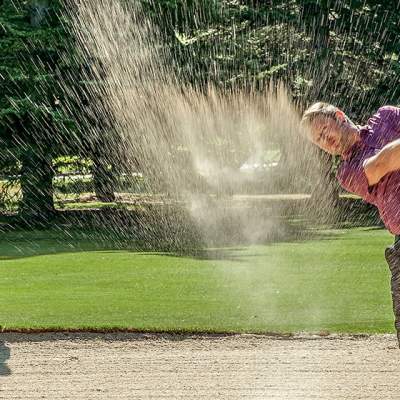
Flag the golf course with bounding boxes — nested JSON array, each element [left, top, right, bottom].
[[2, 0, 400, 398], [0, 226, 394, 334]]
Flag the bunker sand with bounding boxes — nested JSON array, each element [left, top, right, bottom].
[[1, 333, 399, 399]]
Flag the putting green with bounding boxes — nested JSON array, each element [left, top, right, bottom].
[[0, 227, 395, 333]]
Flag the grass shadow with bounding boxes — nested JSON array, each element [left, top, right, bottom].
[[0, 196, 383, 261]]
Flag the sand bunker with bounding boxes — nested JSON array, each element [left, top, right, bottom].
[[1, 333, 400, 399]]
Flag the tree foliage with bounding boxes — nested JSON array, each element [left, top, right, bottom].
[[0, 0, 76, 218], [156, 0, 400, 117]]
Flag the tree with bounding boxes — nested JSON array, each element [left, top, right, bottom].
[[0, 0, 70, 220], [0, 0, 120, 220]]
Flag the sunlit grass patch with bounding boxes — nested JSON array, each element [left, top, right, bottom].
[[0, 227, 395, 333]]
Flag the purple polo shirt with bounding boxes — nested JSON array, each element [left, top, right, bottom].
[[337, 106, 400, 234]]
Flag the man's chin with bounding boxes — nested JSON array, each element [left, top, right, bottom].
[[326, 147, 339, 155], [331, 144, 344, 155]]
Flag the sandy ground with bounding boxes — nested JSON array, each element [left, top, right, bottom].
[[1, 333, 400, 399]]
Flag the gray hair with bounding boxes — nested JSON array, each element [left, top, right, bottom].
[[301, 102, 341, 126]]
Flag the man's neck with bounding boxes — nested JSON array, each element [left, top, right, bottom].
[[341, 126, 361, 156]]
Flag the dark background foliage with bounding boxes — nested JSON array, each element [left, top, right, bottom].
[[0, 0, 399, 220]]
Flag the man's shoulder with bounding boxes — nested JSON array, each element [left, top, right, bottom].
[[372, 105, 400, 122], [378, 105, 400, 112], [367, 105, 400, 144]]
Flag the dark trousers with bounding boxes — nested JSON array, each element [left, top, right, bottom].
[[384, 235, 400, 346]]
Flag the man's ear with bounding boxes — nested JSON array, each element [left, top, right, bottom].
[[335, 110, 346, 122]]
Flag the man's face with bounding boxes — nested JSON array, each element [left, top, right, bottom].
[[307, 116, 347, 155]]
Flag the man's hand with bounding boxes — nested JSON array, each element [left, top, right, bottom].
[[364, 138, 400, 186]]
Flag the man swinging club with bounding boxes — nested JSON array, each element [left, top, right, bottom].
[[301, 102, 400, 347]]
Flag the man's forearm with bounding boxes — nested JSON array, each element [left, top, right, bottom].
[[364, 139, 400, 185]]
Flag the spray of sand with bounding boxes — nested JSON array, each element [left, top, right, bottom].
[[65, 0, 312, 247]]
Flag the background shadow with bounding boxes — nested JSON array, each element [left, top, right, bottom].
[[0, 341, 11, 376]]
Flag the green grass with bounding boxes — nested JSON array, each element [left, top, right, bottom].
[[0, 227, 395, 333]]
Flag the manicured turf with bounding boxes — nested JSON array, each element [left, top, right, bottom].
[[0, 227, 395, 333]]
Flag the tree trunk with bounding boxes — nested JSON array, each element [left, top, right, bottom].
[[19, 150, 55, 222], [301, 1, 339, 207], [310, 150, 339, 209], [301, 0, 331, 98], [16, 1, 55, 223], [93, 158, 116, 202]]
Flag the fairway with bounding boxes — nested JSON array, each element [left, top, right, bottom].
[[0, 227, 395, 333]]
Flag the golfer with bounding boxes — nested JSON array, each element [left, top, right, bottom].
[[301, 102, 400, 346]]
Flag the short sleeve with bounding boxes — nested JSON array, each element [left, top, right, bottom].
[[367, 106, 400, 145], [337, 159, 375, 201]]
